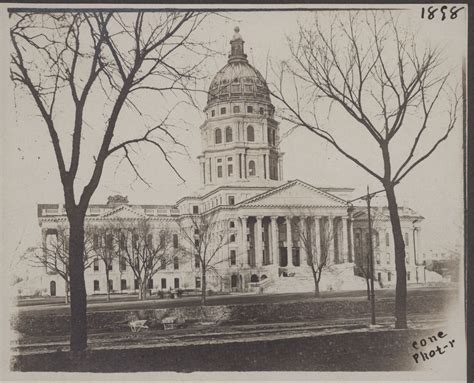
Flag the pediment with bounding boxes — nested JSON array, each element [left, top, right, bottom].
[[240, 180, 348, 208], [99, 205, 147, 219]]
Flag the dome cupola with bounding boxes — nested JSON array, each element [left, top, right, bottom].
[[206, 27, 272, 111]]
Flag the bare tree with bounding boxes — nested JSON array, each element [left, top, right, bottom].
[[90, 227, 116, 302], [25, 226, 95, 304], [272, 11, 461, 328], [298, 218, 337, 297], [113, 219, 179, 300], [10, 11, 209, 350], [178, 210, 230, 304]]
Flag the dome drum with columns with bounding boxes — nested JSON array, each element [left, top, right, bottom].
[[35, 28, 430, 298], [200, 27, 282, 189]]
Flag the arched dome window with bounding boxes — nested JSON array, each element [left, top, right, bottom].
[[247, 125, 255, 142], [215, 128, 222, 144], [248, 160, 256, 176], [225, 126, 233, 142]]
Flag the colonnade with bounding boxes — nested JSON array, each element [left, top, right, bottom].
[[237, 215, 354, 269]]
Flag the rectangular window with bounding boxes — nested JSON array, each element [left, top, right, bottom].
[[259, 107, 264, 114], [228, 164, 233, 176], [120, 257, 126, 271], [388, 272, 392, 282], [161, 278, 167, 289], [247, 105, 253, 113], [134, 279, 139, 290], [195, 255, 201, 268], [220, 107, 226, 115], [233, 105, 240, 113], [217, 165, 223, 178], [195, 277, 201, 289], [174, 278, 180, 289], [386, 233, 390, 246], [121, 279, 127, 291], [108, 279, 113, 292], [377, 272, 381, 281], [230, 250, 236, 265], [93, 258, 99, 271], [108, 262, 113, 271], [407, 272, 411, 281], [228, 196, 235, 205], [160, 259, 166, 270], [192, 205, 199, 214], [93, 280, 100, 292], [405, 233, 409, 246], [211, 110, 215, 117], [173, 257, 179, 270], [148, 278, 154, 289], [173, 234, 179, 248]]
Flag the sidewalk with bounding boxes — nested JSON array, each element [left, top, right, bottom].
[[12, 314, 447, 355]]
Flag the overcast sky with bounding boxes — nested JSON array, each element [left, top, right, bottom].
[[2, 5, 467, 271]]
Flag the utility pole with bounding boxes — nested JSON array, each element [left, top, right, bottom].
[[347, 187, 382, 326], [366, 186, 376, 326]]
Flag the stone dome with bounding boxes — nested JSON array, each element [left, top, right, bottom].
[[206, 27, 271, 109]]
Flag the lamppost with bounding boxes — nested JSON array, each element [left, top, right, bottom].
[[413, 219, 419, 284]]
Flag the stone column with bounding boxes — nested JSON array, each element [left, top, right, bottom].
[[270, 216, 279, 266], [341, 217, 350, 263], [286, 216, 293, 266], [415, 227, 422, 265], [299, 216, 307, 267], [240, 216, 248, 266], [348, 215, 355, 263], [326, 216, 334, 265], [265, 153, 270, 180], [312, 217, 321, 264], [255, 216, 263, 267], [278, 157, 284, 181]]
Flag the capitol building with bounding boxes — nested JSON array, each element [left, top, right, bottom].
[[35, 28, 435, 298]]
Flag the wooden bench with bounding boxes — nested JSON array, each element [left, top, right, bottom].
[[162, 317, 178, 330], [129, 319, 149, 332]]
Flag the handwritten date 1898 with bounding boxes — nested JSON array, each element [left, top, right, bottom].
[[421, 6, 464, 21]]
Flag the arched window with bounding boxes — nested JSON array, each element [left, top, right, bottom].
[[230, 234, 236, 242], [50, 280, 56, 296], [250, 274, 259, 282], [247, 125, 255, 141], [248, 160, 256, 176], [225, 126, 233, 142], [215, 128, 222, 144]]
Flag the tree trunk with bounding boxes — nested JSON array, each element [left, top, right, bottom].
[[366, 277, 370, 301], [201, 268, 207, 305], [64, 280, 70, 304], [105, 268, 110, 302], [68, 215, 88, 352], [311, 268, 320, 297], [138, 283, 143, 300], [385, 183, 408, 329]]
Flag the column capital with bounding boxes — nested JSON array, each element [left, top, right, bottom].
[[256, 215, 264, 221], [270, 215, 279, 221]]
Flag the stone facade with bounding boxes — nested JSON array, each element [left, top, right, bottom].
[[36, 28, 432, 298]]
